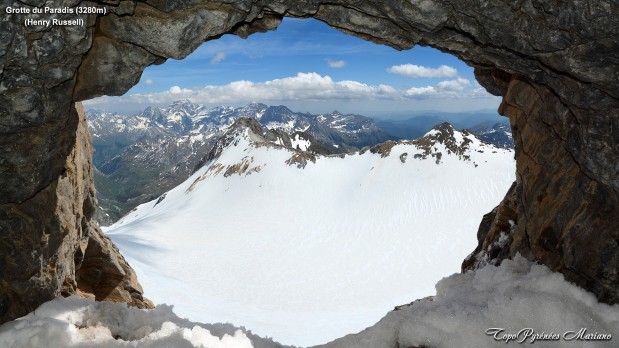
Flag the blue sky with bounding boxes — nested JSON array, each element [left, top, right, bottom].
[[85, 18, 500, 118]]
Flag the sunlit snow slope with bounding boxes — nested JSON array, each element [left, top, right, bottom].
[[105, 120, 516, 346]]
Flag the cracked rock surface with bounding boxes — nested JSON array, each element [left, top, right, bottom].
[[0, 0, 618, 324]]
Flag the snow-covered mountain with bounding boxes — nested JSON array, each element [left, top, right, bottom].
[[104, 118, 516, 346], [89, 101, 393, 224], [469, 121, 514, 149]]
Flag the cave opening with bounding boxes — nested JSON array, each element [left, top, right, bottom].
[[83, 17, 515, 345]]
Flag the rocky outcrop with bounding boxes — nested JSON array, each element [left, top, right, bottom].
[[462, 73, 619, 304], [0, 102, 152, 323], [0, 0, 617, 324]]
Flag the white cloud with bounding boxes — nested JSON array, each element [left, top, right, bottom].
[[83, 73, 497, 113], [168, 86, 191, 94], [196, 73, 396, 102], [405, 86, 437, 97], [437, 78, 471, 91], [144, 79, 154, 86], [387, 64, 458, 78], [210, 51, 226, 64], [327, 59, 346, 68]]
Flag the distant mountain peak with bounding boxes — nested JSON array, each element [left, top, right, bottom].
[[367, 121, 503, 165], [468, 122, 514, 149], [245, 101, 268, 109], [231, 117, 263, 135], [411, 122, 493, 161], [422, 122, 475, 145], [192, 117, 333, 174], [266, 104, 293, 113]]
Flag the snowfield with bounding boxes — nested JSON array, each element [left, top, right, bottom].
[[317, 255, 619, 348], [99, 125, 516, 346], [2, 257, 617, 348]]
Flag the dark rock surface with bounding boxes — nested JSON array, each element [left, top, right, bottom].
[[0, 0, 617, 324]]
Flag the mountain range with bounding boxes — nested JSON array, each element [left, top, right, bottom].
[[376, 111, 512, 144], [88, 100, 513, 224]]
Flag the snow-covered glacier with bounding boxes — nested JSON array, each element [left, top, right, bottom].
[[101, 122, 516, 346]]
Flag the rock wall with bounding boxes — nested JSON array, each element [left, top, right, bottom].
[[0, 0, 617, 324], [0, 101, 151, 322], [462, 71, 619, 303]]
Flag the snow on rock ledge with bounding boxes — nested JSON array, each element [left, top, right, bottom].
[[0, 297, 284, 348]]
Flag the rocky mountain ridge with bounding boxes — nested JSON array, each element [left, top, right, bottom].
[[88, 100, 392, 163], [89, 100, 394, 223], [192, 118, 506, 179], [90, 101, 512, 224]]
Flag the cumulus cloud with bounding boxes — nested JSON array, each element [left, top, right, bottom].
[[144, 79, 154, 86], [169, 86, 194, 94], [327, 59, 346, 68], [437, 78, 471, 91], [83, 72, 496, 112], [405, 86, 437, 97], [210, 51, 226, 64], [204, 73, 393, 102], [387, 64, 458, 78]]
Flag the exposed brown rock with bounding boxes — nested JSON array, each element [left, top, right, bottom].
[[222, 157, 263, 177], [285, 152, 317, 169], [0, 0, 618, 325], [370, 141, 396, 158], [464, 75, 619, 304], [462, 182, 519, 271], [74, 103, 152, 309]]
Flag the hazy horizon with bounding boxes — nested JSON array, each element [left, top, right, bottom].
[[83, 98, 503, 121]]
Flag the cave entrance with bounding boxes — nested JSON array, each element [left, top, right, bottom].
[[84, 17, 514, 346], [1, 0, 616, 343]]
